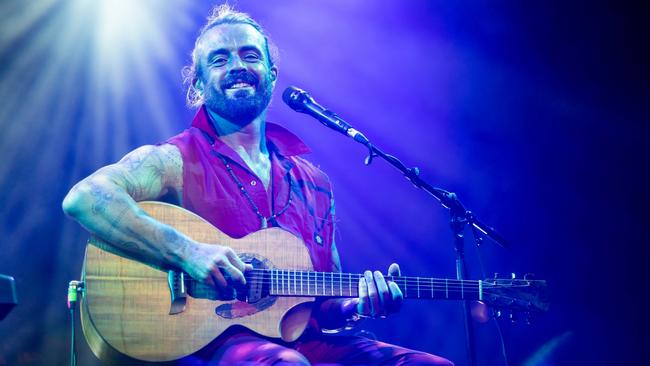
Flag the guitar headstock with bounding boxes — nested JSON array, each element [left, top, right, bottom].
[[482, 273, 549, 317]]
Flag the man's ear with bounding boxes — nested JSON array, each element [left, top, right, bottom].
[[270, 66, 278, 82], [194, 78, 204, 94]]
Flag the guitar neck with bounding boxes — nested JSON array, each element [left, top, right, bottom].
[[261, 270, 484, 301]]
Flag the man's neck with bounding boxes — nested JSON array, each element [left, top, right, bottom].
[[206, 108, 269, 162], [206, 107, 271, 189]]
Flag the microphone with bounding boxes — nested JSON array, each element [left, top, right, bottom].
[[282, 86, 369, 145]]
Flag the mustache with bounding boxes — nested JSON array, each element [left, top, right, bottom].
[[221, 71, 259, 89]]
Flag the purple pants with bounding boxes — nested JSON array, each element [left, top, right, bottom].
[[181, 326, 453, 366]]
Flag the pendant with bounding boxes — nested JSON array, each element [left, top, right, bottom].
[[261, 217, 268, 229]]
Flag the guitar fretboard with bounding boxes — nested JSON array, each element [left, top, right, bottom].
[[260, 270, 483, 301]]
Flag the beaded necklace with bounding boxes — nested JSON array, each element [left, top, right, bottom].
[[216, 154, 293, 229]]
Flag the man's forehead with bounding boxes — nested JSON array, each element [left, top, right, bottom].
[[197, 23, 266, 54]]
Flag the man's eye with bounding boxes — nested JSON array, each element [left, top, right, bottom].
[[211, 57, 227, 66], [244, 53, 260, 62]]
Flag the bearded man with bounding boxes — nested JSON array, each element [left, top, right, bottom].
[[63, 5, 453, 366]]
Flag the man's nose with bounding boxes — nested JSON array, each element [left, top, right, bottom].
[[227, 56, 246, 72]]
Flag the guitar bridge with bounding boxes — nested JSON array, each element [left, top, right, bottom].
[[167, 270, 187, 315]]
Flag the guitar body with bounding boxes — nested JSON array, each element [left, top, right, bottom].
[[80, 202, 315, 364]]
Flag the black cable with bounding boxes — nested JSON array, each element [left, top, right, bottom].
[[70, 305, 76, 366], [474, 239, 510, 366], [68, 281, 83, 366], [493, 317, 510, 366]]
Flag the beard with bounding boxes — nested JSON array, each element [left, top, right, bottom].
[[204, 71, 273, 125]]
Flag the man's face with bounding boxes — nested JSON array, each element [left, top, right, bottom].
[[195, 23, 277, 125]]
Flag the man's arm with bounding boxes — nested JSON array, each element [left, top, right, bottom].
[[62, 144, 248, 290]]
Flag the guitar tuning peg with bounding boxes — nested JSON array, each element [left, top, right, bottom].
[[495, 309, 502, 318], [493, 273, 500, 279], [509, 312, 516, 323], [525, 312, 532, 325], [524, 273, 535, 280], [511, 273, 517, 279]]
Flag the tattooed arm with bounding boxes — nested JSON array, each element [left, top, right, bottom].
[[62, 144, 248, 291]]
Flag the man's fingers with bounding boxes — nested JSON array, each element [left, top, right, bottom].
[[203, 274, 216, 288], [225, 249, 247, 273], [387, 281, 404, 313], [364, 270, 379, 317], [374, 270, 390, 317], [357, 277, 370, 316], [388, 263, 401, 277], [222, 262, 246, 285], [386, 263, 403, 314], [210, 267, 228, 289]]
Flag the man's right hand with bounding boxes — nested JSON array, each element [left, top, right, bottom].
[[182, 242, 252, 296]]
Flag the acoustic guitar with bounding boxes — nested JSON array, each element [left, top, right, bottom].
[[80, 201, 548, 364]]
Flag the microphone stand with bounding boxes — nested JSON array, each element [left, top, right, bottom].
[[283, 86, 509, 364], [358, 138, 509, 366]]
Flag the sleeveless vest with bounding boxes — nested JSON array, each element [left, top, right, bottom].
[[165, 106, 335, 271]]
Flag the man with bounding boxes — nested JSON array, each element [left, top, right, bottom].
[[63, 5, 452, 365]]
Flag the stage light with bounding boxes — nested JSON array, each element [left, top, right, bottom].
[[96, 0, 147, 46], [0, 0, 202, 273]]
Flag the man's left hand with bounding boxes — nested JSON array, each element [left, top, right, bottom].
[[356, 263, 403, 318]]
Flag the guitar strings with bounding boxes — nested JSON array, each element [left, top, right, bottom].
[[182, 279, 533, 289], [179, 270, 537, 289], [177, 271, 539, 305], [183, 269, 485, 284], [183, 279, 525, 292], [183, 282, 534, 301], [183, 276, 484, 288], [185, 284, 535, 306], [182, 281, 533, 294], [237, 268, 540, 283]]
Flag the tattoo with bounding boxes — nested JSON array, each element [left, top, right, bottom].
[[163, 146, 182, 170], [122, 241, 144, 255], [163, 227, 181, 244], [120, 152, 147, 171], [89, 182, 113, 214], [105, 205, 131, 239], [161, 145, 184, 198], [117, 146, 175, 201]]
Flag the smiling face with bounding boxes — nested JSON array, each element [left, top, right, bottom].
[[195, 23, 278, 125]]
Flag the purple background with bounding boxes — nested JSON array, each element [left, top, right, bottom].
[[0, 1, 648, 365]]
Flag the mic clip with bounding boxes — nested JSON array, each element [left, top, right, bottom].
[[364, 145, 377, 166]]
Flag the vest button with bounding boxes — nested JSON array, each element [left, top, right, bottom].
[[250, 180, 257, 186]]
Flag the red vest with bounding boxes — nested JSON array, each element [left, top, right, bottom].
[[166, 106, 335, 271]]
